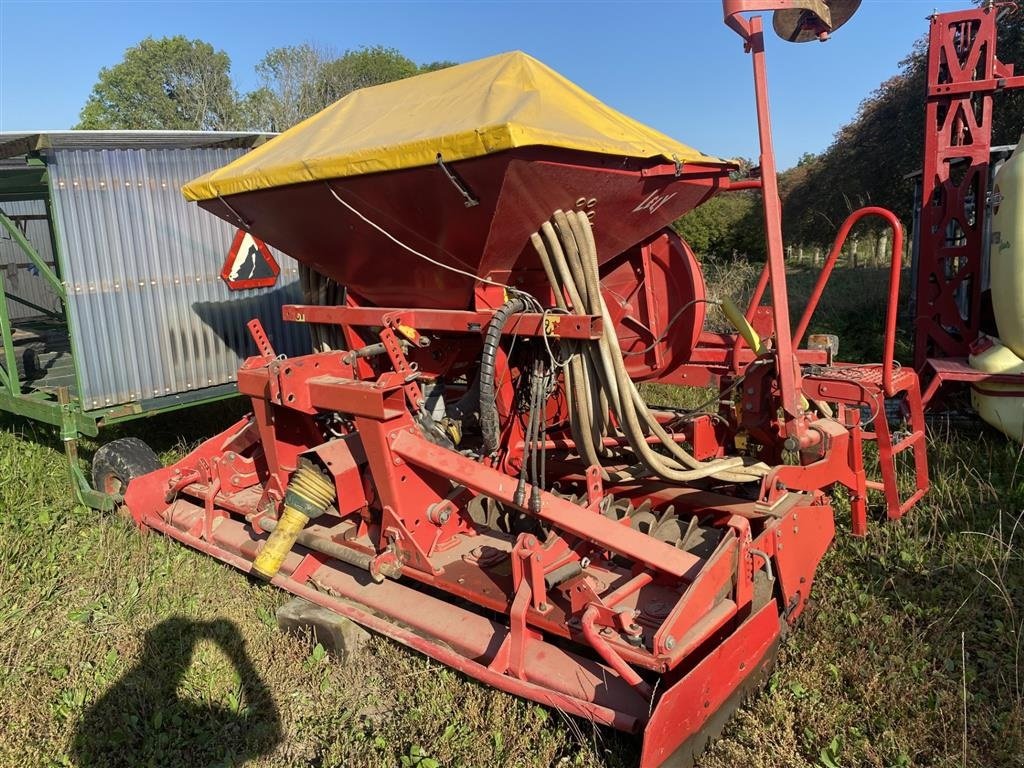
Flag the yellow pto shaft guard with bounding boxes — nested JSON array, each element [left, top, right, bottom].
[[252, 464, 337, 581]]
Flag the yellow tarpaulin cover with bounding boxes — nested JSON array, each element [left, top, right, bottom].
[[183, 51, 725, 201]]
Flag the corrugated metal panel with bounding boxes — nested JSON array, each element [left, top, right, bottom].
[[48, 146, 306, 410], [0, 199, 61, 321], [0, 131, 274, 160]]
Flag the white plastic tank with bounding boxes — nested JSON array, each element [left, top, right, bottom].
[[971, 145, 1024, 442], [969, 336, 1024, 442], [989, 144, 1024, 358]]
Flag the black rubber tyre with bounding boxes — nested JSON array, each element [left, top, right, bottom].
[[91, 437, 162, 496], [20, 344, 42, 380]]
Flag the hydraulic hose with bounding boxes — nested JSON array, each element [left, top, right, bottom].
[[555, 211, 612, 453], [572, 214, 762, 482], [545, 217, 622, 416], [532, 232, 592, 463], [577, 217, 753, 481], [532, 209, 769, 484], [252, 464, 337, 580], [576, 210, 766, 482], [479, 296, 530, 454], [532, 232, 608, 477]]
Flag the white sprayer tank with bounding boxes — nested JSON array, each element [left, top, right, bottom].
[[970, 142, 1024, 441]]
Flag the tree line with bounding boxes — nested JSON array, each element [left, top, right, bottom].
[[77, 16, 1024, 264], [76, 36, 454, 133], [676, 12, 1024, 262]]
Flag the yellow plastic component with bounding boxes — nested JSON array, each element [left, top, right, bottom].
[[719, 296, 763, 354], [969, 336, 1024, 443], [989, 145, 1024, 359], [719, 296, 818, 414], [396, 324, 421, 344], [289, 464, 336, 508], [445, 419, 462, 446], [252, 465, 337, 580], [182, 51, 726, 202], [252, 505, 310, 580]]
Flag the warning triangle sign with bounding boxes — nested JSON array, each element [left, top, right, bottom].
[[220, 229, 280, 290]]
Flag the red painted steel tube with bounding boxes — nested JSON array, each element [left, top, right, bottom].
[[581, 605, 654, 698], [282, 305, 603, 340], [723, 179, 762, 191], [390, 429, 700, 578], [721, 4, 812, 431], [746, 17, 802, 432], [603, 571, 655, 607], [928, 74, 1024, 98], [791, 206, 904, 396]]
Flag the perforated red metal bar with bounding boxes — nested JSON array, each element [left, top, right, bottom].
[[915, 5, 1024, 368]]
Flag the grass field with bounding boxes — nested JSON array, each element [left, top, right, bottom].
[[0, 266, 1021, 767]]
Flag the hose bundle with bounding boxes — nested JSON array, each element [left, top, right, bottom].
[[530, 210, 768, 484], [479, 296, 531, 454]]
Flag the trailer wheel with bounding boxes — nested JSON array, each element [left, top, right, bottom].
[[91, 438, 162, 495]]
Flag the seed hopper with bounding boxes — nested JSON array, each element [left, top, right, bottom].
[[120, 1, 929, 765]]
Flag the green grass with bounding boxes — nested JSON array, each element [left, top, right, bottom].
[[0, 266, 1021, 767]]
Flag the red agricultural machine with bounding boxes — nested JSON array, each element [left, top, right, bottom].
[[913, 1, 1024, 435], [107, 0, 978, 765]]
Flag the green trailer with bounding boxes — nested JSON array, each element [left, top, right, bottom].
[[0, 131, 303, 508]]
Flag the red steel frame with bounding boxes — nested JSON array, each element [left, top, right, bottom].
[[915, 3, 1024, 402], [122, 3, 934, 767], [725, 0, 804, 440], [125, 309, 838, 766]]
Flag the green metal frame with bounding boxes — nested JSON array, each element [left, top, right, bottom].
[[0, 272, 21, 396], [0, 209, 65, 297], [5, 290, 63, 320], [0, 160, 246, 512]]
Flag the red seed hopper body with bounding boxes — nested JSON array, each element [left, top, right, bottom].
[[196, 147, 727, 312], [123, 9, 930, 767]]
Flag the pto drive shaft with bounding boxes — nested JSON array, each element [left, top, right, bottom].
[[252, 464, 337, 580]]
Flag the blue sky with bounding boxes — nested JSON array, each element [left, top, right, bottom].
[[0, 0, 966, 169]]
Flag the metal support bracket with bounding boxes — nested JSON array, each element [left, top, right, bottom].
[[0, 209, 65, 298]]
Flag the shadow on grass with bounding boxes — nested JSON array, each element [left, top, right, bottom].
[[71, 616, 280, 768]]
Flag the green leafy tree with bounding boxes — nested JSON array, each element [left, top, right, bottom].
[[246, 43, 334, 132], [990, 15, 1024, 145], [315, 46, 420, 105], [235, 87, 279, 134], [419, 60, 460, 73], [241, 45, 457, 131], [778, 13, 1024, 249], [674, 159, 765, 257], [674, 191, 764, 257], [76, 36, 239, 130]]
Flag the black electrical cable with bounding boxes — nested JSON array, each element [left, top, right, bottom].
[[622, 298, 718, 357], [479, 296, 529, 453], [539, 370, 549, 491], [529, 359, 544, 512], [514, 360, 540, 508], [532, 366, 551, 513]]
